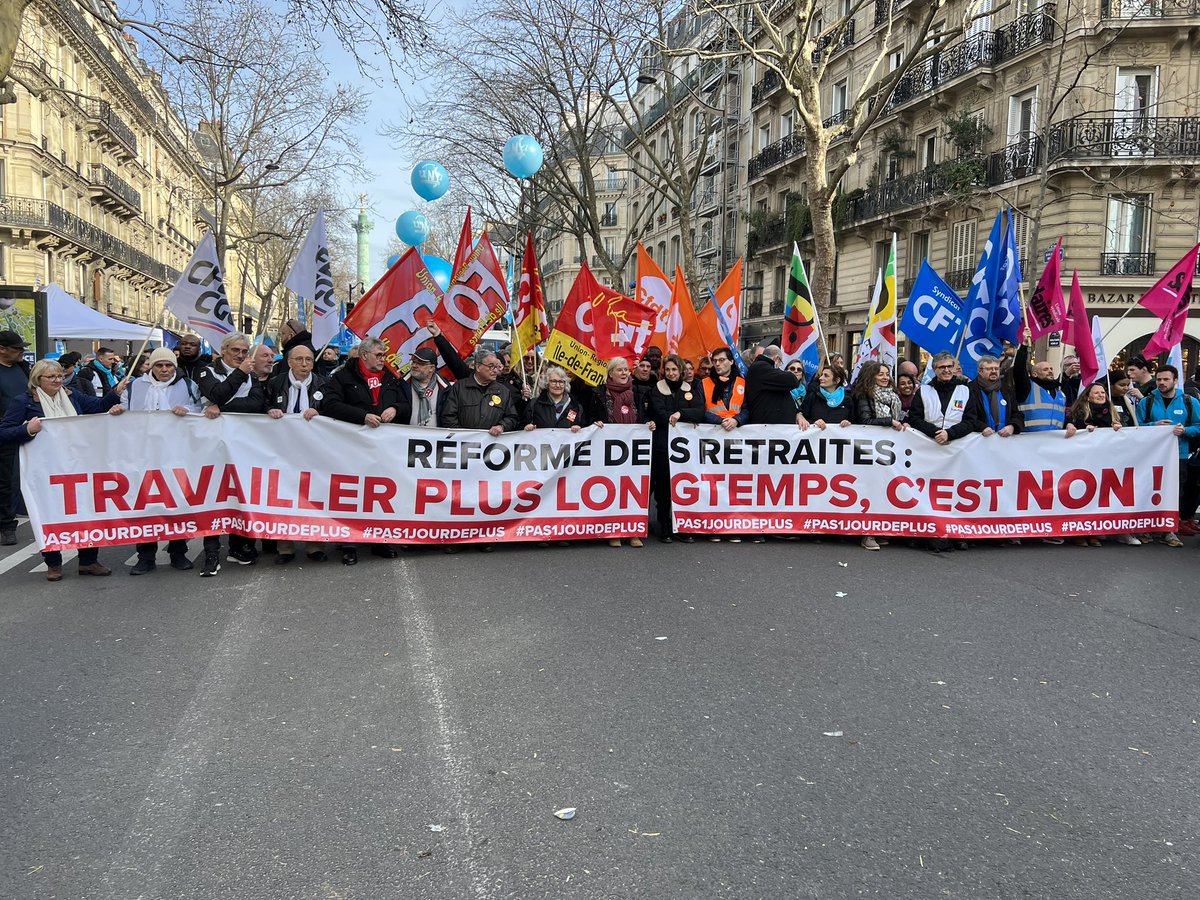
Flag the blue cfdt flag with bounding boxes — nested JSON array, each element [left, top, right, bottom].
[[899, 261, 965, 355]]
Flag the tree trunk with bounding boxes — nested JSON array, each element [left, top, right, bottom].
[[0, 1, 32, 86], [805, 140, 836, 314]]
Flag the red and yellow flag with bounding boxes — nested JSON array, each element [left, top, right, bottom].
[[513, 231, 549, 356]]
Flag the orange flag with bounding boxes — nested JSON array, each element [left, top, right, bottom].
[[696, 301, 726, 355], [713, 258, 743, 346], [665, 266, 709, 365], [636, 243, 672, 353]]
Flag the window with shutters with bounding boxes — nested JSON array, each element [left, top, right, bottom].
[[1008, 89, 1037, 143], [951, 220, 977, 276], [1008, 209, 1030, 267]]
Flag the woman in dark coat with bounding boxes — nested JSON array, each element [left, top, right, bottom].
[[848, 361, 906, 552], [522, 365, 589, 431], [799, 363, 853, 430], [600, 357, 649, 548], [648, 353, 705, 543], [0, 359, 126, 581]]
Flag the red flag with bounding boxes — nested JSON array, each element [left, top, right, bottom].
[[636, 243, 672, 353], [513, 231, 549, 353], [452, 207, 473, 279], [1026, 238, 1065, 343], [666, 266, 709, 365], [344, 247, 441, 374], [1140, 242, 1200, 357], [544, 262, 612, 384], [1068, 270, 1100, 387], [431, 232, 510, 357], [713, 258, 743, 346], [1061, 268, 1089, 349], [591, 286, 658, 365]]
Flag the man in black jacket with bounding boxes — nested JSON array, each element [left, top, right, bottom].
[[440, 350, 518, 434], [174, 333, 211, 387], [908, 351, 979, 445], [746, 346, 804, 425], [272, 318, 314, 377], [967, 355, 1023, 437], [0, 330, 32, 544]]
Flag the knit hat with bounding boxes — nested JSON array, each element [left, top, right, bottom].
[[148, 348, 177, 368]]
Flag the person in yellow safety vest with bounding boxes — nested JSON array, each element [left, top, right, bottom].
[[703, 346, 749, 432]]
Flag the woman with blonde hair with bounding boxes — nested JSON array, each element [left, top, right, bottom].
[[0, 359, 126, 580]]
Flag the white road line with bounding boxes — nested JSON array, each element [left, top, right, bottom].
[[393, 558, 491, 899], [101, 576, 269, 896], [0, 541, 42, 576]]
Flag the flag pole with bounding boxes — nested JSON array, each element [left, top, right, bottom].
[[126, 302, 170, 382]]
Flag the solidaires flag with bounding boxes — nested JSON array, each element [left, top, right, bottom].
[[780, 243, 821, 378]]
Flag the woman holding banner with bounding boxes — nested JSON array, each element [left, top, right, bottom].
[[849, 362, 905, 552], [523, 366, 590, 432], [0, 359, 127, 580], [601, 358, 649, 548], [1069, 383, 1129, 546], [649, 354, 705, 543], [799, 364, 853, 430]]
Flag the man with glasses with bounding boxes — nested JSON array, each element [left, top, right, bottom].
[[703, 347, 748, 432], [401, 346, 450, 427], [908, 351, 979, 446], [441, 350, 518, 435]]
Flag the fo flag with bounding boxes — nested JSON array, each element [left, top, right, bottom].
[[344, 247, 441, 373], [430, 233, 510, 357], [1027, 237, 1065, 342], [285, 209, 339, 351], [780, 244, 821, 378], [900, 261, 965, 354], [165, 232, 234, 346], [1139, 243, 1200, 357]]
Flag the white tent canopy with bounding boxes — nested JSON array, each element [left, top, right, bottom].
[[46, 283, 164, 343]]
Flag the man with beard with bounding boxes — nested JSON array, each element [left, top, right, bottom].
[[440, 350, 518, 434], [1014, 344, 1074, 435], [967, 355, 1023, 438]]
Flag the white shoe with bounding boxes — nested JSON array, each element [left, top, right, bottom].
[[1116, 534, 1142, 546], [861, 536, 881, 551]]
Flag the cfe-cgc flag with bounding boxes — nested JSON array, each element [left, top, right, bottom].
[[1026, 237, 1065, 342], [780, 244, 821, 378], [900, 261, 965, 354], [344, 247, 441, 373], [285, 209, 339, 352], [636, 243, 672, 353], [1139, 242, 1200, 358], [513, 231, 549, 357], [165, 232, 234, 347], [431, 232, 510, 357]]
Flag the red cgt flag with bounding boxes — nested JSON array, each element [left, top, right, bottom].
[[431, 232, 510, 357], [344, 247, 441, 373], [452, 207, 473, 279], [591, 280, 658, 366]]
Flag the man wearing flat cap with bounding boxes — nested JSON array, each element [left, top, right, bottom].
[[402, 346, 452, 427]]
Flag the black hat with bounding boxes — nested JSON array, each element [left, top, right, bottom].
[[0, 330, 27, 349], [411, 347, 438, 365]]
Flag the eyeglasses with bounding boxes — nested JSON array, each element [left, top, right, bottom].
[[548, 379, 567, 385], [229, 347, 249, 356], [935, 364, 954, 371], [40, 374, 65, 381]]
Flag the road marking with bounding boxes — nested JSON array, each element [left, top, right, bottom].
[[101, 574, 269, 895], [0, 541, 43, 576], [394, 558, 491, 899]]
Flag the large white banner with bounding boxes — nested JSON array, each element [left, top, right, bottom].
[[20, 415, 653, 551], [669, 425, 1180, 540]]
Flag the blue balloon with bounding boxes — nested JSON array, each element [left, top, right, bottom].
[[411, 161, 450, 201], [396, 210, 430, 246], [503, 134, 544, 179], [422, 254, 453, 292], [386, 254, 401, 269]]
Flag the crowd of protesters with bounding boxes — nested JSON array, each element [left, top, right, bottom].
[[0, 320, 1196, 581]]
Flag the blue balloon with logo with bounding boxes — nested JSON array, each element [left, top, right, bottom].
[[396, 210, 429, 246], [411, 161, 450, 201], [422, 254, 453, 292], [386, 254, 401, 269], [503, 135, 544, 179]]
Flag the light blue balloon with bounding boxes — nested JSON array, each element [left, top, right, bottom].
[[503, 134, 544, 179], [411, 161, 450, 201], [386, 254, 401, 269], [422, 254, 453, 292], [396, 210, 430, 246]]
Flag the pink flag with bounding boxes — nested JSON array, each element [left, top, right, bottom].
[[1140, 243, 1200, 358], [1067, 270, 1100, 387], [1026, 238, 1065, 342]]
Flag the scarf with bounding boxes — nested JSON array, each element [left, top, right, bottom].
[[872, 386, 901, 420], [358, 359, 382, 406], [605, 377, 637, 424], [142, 375, 175, 412], [35, 387, 77, 419], [92, 359, 117, 390], [819, 385, 845, 408], [551, 393, 570, 419], [287, 373, 313, 414], [412, 377, 437, 426]]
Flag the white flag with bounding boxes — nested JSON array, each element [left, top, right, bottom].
[[165, 233, 234, 347], [851, 268, 883, 382], [285, 209, 339, 351]]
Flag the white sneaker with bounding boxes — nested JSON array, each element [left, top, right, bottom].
[[861, 536, 881, 551], [1116, 534, 1142, 546]]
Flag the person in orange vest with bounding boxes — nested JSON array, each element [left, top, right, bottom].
[[703, 346, 748, 432]]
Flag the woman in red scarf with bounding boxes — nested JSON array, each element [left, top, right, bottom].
[[601, 357, 652, 548]]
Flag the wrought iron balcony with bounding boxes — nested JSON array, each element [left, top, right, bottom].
[[984, 137, 1042, 184], [80, 98, 137, 157], [1100, 0, 1200, 16], [994, 5, 1057, 62], [768, 299, 785, 316], [88, 164, 142, 216], [874, 0, 903, 26], [745, 300, 764, 319], [823, 109, 850, 129], [747, 216, 789, 257], [1047, 115, 1200, 161], [600, 213, 618, 227], [747, 132, 805, 180], [813, 20, 856, 63], [0, 195, 178, 284], [542, 259, 563, 276], [852, 164, 957, 220], [1100, 252, 1155, 276], [944, 268, 974, 292], [751, 69, 782, 107]]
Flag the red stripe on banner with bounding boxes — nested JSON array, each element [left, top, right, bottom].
[[35, 510, 649, 552], [673, 512, 1178, 540]]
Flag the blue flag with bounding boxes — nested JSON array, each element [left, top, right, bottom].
[[959, 211, 1006, 379], [990, 209, 1024, 345], [899, 261, 965, 355], [708, 287, 747, 377]]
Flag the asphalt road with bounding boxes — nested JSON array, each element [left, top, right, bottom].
[[0, 525, 1196, 900]]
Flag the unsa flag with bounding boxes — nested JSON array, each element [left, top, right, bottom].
[[165, 232, 235, 347]]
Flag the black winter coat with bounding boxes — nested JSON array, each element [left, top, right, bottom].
[[265, 371, 331, 414], [322, 363, 409, 424], [745, 358, 800, 424], [197, 360, 268, 413], [801, 389, 853, 425], [523, 391, 590, 429], [648, 379, 705, 446]]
